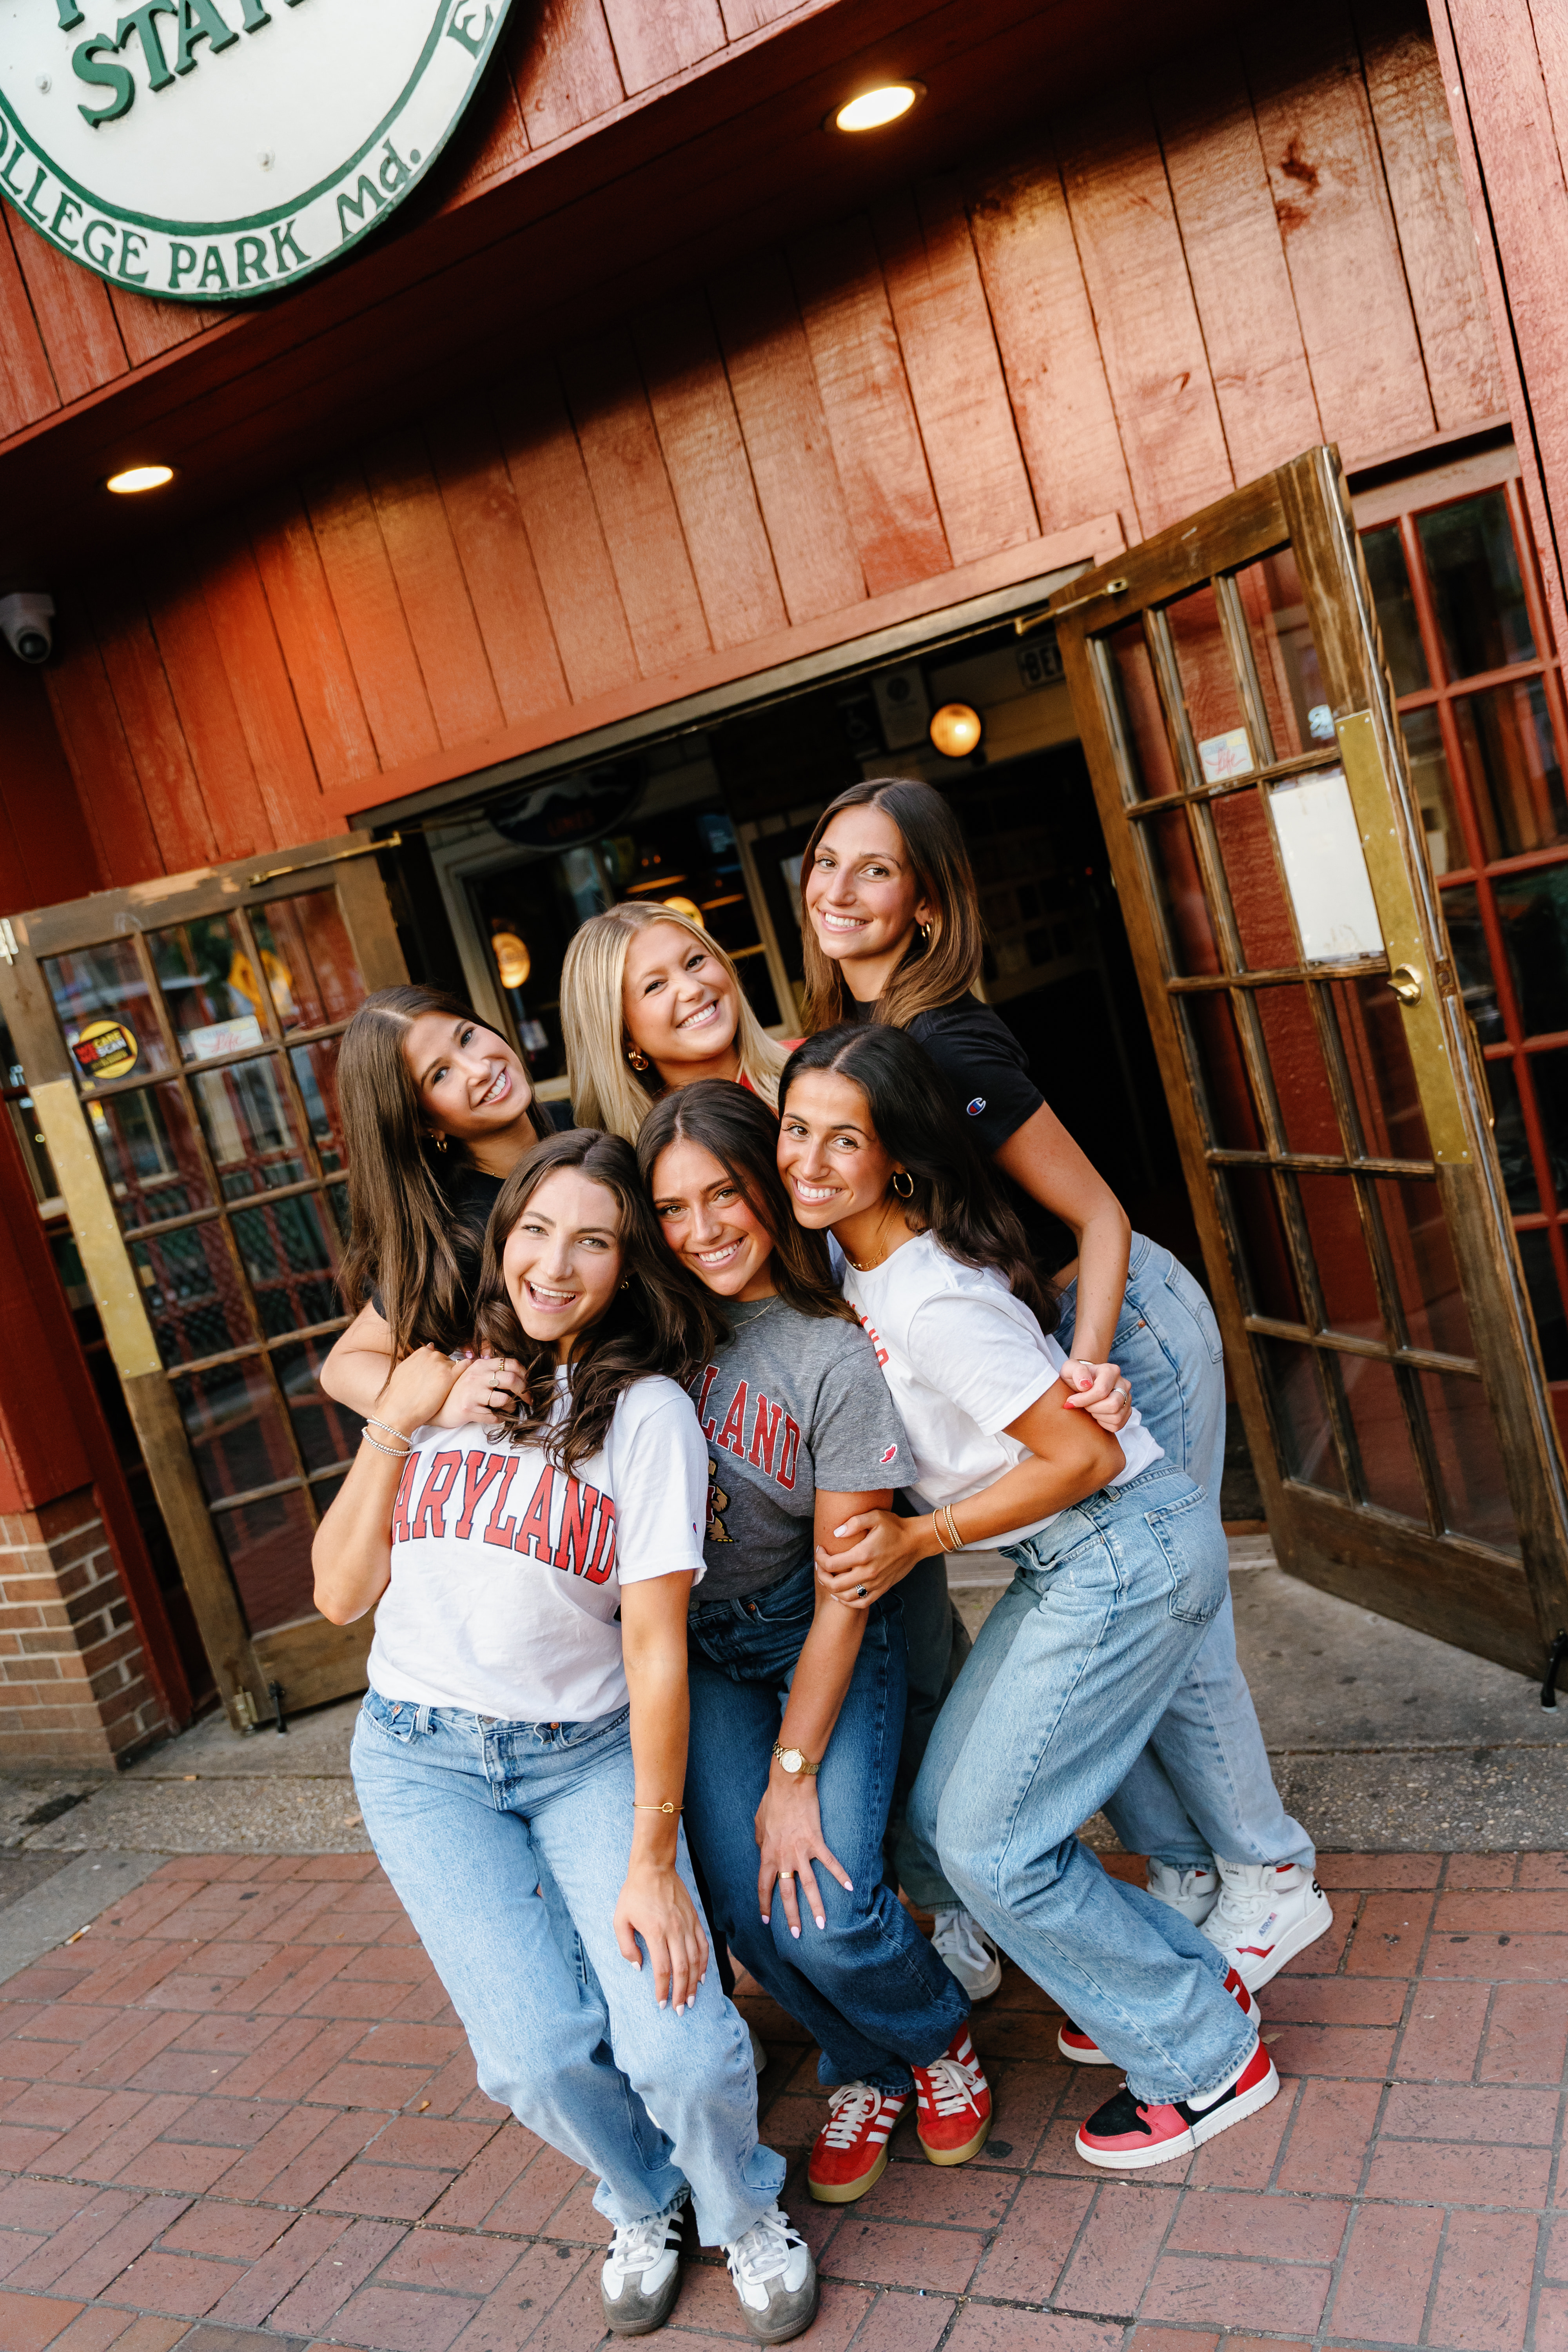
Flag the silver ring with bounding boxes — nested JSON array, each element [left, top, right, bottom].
[[1116, 1382, 1131, 1398]]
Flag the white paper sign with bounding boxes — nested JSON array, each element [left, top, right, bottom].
[[0, 0, 510, 302], [1199, 727, 1253, 783], [1267, 768, 1385, 964]]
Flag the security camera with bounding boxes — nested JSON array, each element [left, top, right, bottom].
[[0, 593, 53, 664]]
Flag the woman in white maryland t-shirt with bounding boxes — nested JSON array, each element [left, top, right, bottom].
[[312, 1129, 818, 2347], [777, 1027, 1280, 2180]]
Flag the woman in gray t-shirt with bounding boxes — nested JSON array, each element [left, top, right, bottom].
[[637, 1083, 989, 2209]]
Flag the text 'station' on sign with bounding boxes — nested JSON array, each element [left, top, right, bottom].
[[0, 0, 512, 302]]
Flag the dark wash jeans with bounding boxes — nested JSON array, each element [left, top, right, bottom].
[[685, 1555, 967, 2096]]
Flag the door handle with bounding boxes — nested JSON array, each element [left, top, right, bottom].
[[1387, 963, 1423, 1005]]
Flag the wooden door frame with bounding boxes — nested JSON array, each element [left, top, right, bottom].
[[1050, 444, 1568, 1676], [0, 831, 406, 1730]]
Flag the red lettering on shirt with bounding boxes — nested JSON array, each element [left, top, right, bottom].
[[584, 1493, 617, 1583], [696, 1364, 719, 1439], [514, 1466, 555, 1561], [715, 1379, 749, 1458], [455, 1451, 507, 1539], [554, 1477, 601, 1575], [408, 1450, 462, 1539], [856, 1310, 890, 1369], [779, 1415, 801, 1490], [390, 1452, 421, 1545], [481, 1457, 523, 1544], [748, 1394, 782, 1474]]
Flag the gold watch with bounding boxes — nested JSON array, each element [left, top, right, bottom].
[[773, 1742, 820, 1777]]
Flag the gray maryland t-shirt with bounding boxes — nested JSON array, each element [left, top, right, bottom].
[[687, 1296, 910, 1601]]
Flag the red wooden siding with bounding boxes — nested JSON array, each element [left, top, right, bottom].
[[5, 2, 1509, 900]]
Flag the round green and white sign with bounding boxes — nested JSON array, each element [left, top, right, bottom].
[[0, 0, 511, 303]]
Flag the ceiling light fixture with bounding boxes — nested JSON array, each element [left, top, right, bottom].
[[929, 702, 983, 758], [106, 463, 175, 494], [830, 81, 925, 133]]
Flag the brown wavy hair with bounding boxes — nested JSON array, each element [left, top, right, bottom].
[[635, 1080, 853, 1323], [799, 779, 984, 1033], [337, 985, 540, 1362], [474, 1128, 724, 1474]]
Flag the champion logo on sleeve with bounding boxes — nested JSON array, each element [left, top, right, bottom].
[[966, 1097, 987, 1116], [880, 1443, 899, 1465]]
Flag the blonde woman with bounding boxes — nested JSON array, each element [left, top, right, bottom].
[[563, 904, 788, 1143]]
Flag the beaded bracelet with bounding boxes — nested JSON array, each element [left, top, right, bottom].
[[360, 1428, 413, 1458], [365, 1414, 413, 1447]]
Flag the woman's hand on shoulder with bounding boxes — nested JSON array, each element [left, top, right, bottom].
[[376, 1344, 468, 1438], [1059, 1357, 1133, 1432], [613, 1862, 709, 2014], [432, 1350, 530, 1431]]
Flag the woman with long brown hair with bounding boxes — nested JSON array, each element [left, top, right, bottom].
[[797, 779, 1330, 2002]]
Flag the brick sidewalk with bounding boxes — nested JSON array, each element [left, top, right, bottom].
[[0, 1849, 1562, 2352]]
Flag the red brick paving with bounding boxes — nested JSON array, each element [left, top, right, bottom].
[[0, 1849, 1564, 2348]]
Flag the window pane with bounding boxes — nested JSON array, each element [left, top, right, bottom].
[[1340, 1356, 1428, 1523], [1418, 1368, 1520, 1553], [231, 1193, 339, 1336], [325, 1180, 352, 1245], [1212, 789, 1298, 969], [1255, 1334, 1343, 1491], [1518, 1229, 1568, 1379], [1439, 882, 1503, 1043], [1401, 707, 1463, 875], [1527, 1045, 1568, 1204], [1255, 986, 1343, 1156], [1361, 523, 1430, 695], [1454, 678, 1568, 860], [1491, 864, 1568, 1037], [213, 1485, 318, 1635], [190, 1058, 308, 1200], [132, 1223, 254, 1366], [85, 1084, 211, 1230], [1103, 620, 1181, 795], [1184, 994, 1261, 1151], [1375, 1176, 1475, 1357], [1416, 490, 1535, 679], [290, 1036, 347, 1172], [174, 1358, 298, 1505], [1166, 586, 1253, 780], [1484, 1059, 1539, 1212], [44, 941, 170, 1086], [1221, 1168, 1302, 1323], [273, 1334, 363, 1474], [152, 915, 268, 1062], [1329, 975, 1432, 1161], [252, 889, 367, 1033], [1234, 549, 1334, 758], [1296, 1173, 1384, 1339]]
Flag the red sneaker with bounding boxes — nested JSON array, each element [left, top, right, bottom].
[[1075, 2036, 1278, 2171], [911, 2026, 992, 2166], [808, 2083, 907, 2204], [1057, 1966, 1259, 2065]]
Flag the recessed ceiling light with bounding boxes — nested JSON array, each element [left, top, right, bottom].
[[106, 464, 175, 494], [830, 82, 925, 133]]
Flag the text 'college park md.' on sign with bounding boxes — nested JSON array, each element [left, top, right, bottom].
[[0, 0, 512, 302]]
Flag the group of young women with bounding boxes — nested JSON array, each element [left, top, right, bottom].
[[314, 778, 1332, 2343]]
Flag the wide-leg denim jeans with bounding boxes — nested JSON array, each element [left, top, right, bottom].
[[685, 1556, 967, 2096], [910, 1464, 1255, 2105], [1057, 1233, 1314, 1876], [351, 1691, 784, 2247]]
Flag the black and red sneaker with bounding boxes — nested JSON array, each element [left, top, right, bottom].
[[1074, 2036, 1278, 2170], [1057, 1965, 1259, 2066]]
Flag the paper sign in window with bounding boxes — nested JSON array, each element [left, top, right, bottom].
[[1267, 768, 1385, 963], [1199, 727, 1253, 782]]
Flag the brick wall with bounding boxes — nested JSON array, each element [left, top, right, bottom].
[[0, 1486, 173, 1769]]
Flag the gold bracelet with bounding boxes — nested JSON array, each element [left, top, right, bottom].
[[938, 1502, 965, 1552], [633, 1800, 682, 1815]]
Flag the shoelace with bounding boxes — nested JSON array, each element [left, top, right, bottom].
[[918, 2054, 985, 2120], [1214, 1886, 1274, 1929], [727, 2207, 805, 2285], [606, 2207, 681, 2278], [932, 1910, 991, 1968], [819, 2082, 888, 2148]]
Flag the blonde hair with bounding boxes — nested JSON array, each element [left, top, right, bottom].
[[561, 902, 788, 1142]]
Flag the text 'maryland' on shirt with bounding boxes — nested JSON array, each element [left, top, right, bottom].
[[366, 1371, 708, 1724], [839, 1230, 1163, 1551]]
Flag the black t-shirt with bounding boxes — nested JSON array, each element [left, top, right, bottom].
[[368, 1163, 503, 1329]]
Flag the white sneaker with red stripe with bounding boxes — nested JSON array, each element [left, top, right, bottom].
[[911, 2026, 992, 2165], [1145, 1858, 1219, 1923], [1074, 2034, 1279, 2170], [807, 2083, 906, 2203], [1201, 1861, 1333, 1991], [1056, 1965, 1259, 2065]]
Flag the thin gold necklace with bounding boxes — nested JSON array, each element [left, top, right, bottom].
[[844, 1205, 900, 1273]]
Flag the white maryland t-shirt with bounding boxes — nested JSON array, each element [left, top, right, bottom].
[[840, 1231, 1163, 1550], [365, 1372, 708, 1724]]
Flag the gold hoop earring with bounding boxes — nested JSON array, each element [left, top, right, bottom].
[[918, 922, 932, 944], [432, 1132, 448, 1154], [892, 1170, 915, 1199], [626, 1047, 650, 1073], [619, 1278, 631, 1292]]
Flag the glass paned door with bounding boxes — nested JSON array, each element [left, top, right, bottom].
[[0, 835, 406, 1730], [1053, 448, 1568, 1679]]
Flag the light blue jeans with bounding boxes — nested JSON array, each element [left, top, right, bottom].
[[910, 1464, 1254, 2105], [1058, 1233, 1313, 1877], [351, 1690, 785, 2247]]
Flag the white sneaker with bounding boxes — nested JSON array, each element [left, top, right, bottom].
[[931, 1906, 1002, 1999], [1146, 1858, 1220, 1924], [724, 2206, 819, 2343], [601, 2193, 686, 2335], [1201, 1860, 1333, 1991], [748, 2024, 768, 2074]]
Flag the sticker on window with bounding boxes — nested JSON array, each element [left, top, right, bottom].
[[1198, 728, 1253, 783]]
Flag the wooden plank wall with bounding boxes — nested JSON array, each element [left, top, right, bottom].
[[4, 0, 1506, 902]]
